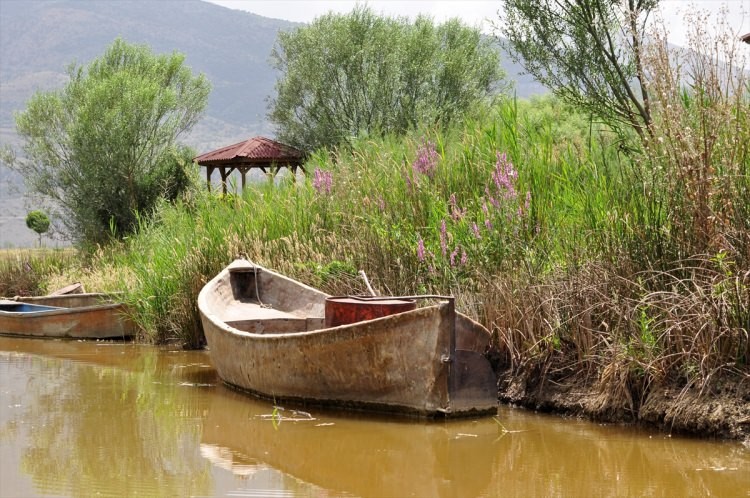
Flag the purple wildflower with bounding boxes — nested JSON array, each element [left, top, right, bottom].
[[312, 168, 333, 195], [417, 237, 425, 262], [484, 218, 493, 231], [439, 219, 448, 257], [412, 139, 439, 178], [460, 249, 468, 266], [492, 152, 518, 200], [450, 246, 459, 267], [471, 222, 481, 239]]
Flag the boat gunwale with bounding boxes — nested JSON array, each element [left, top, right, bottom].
[[198, 263, 452, 341], [0, 302, 126, 318]]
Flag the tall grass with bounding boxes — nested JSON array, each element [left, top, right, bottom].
[[43, 71, 748, 419], [0, 248, 78, 297], [79, 96, 626, 346], [48, 34, 745, 421], [17, 9, 745, 426]]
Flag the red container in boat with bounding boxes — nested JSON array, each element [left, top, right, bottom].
[[324, 297, 416, 327]]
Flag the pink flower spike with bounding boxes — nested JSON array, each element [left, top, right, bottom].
[[412, 139, 439, 178], [471, 222, 481, 239], [439, 219, 448, 257], [312, 168, 333, 195]]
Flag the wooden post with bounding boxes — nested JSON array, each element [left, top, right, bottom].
[[206, 166, 214, 192], [220, 167, 228, 195]]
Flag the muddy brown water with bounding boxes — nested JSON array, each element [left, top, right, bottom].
[[0, 337, 748, 498]]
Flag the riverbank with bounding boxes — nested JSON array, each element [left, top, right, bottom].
[[495, 366, 750, 443], [3, 93, 747, 442]]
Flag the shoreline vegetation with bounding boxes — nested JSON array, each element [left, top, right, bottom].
[[1, 4, 747, 443], [2, 92, 748, 442]]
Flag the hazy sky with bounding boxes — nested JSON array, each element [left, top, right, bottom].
[[207, 0, 750, 48]]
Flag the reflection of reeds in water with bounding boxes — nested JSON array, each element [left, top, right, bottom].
[[485, 407, 750, 497], [202, 387, 500, 498], [1, 346, 216, 497]]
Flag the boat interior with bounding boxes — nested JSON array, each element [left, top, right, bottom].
[[0, 301, 63, 313], [223, 265, 326, 334]]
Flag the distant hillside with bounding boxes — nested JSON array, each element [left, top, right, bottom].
[[0, 0, 300, 149], [0, 0, 546, 248]]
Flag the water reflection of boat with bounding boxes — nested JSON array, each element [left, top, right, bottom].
[[198, 259, 498, 418], [201, 389, 497, 498], [0, 293, 136, 339]]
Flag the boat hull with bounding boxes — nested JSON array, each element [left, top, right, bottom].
[[0, 293, 136, 339], [199, 260, 497, 417]]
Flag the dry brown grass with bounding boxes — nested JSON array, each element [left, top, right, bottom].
[[0, 248, 78, 297]]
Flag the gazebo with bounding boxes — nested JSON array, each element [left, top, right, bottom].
[[194, 136, 306, 194]]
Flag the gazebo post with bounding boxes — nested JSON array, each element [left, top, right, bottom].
[[206, 166, 214, 192], [220, 167, 229, 195]]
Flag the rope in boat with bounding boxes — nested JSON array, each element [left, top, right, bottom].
[[252, 266, 272, 309]]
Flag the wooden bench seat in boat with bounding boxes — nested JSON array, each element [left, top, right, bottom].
[[223, 300, 324, 334]]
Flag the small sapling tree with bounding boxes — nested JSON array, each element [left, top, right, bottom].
[[25, 210, 50, 247]]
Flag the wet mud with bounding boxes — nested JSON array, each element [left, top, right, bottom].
[[495, 368, 750, 442]]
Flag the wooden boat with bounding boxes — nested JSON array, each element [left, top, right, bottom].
[[198, 259, 498, 418], [0, 293, 136, 339]]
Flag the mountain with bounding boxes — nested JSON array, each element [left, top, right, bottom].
[[0, 0, 545, 248], [0, 0, 300, 148]]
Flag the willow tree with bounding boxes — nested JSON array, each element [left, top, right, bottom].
[[498, 0, 657, 141], [270, 6, 505, 150], [8, 38, 210, 245]]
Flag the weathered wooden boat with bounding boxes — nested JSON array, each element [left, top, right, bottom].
[[198, 259, 498, 417], [0, 293, 136, 339]]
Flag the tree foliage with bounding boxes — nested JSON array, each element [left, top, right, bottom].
[[25, 210, 50, 246], [498, 0, 658, 140], [269, 6, 504, 150], [9, 38, 210, 245]]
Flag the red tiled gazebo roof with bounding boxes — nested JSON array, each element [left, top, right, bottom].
[[194, 136, 304, 165], [194, 136, 306, 193]]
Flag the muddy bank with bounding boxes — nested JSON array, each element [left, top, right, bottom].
[[495, 368, 750, 442]]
